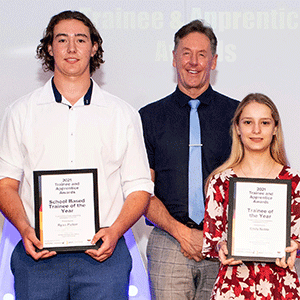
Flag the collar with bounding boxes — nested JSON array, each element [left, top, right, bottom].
[[174, 85, 213, 107], [51, 77, 93, 106]]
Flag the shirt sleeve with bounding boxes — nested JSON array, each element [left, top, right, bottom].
[[290, 171, 300, 244], [203, 173, 229, 258], [139, 108, 155, 170], [0, 103, 24, 181], [119, 108, 154, 199]]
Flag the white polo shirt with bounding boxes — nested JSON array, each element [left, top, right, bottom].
[[0, 78, 153, 227]]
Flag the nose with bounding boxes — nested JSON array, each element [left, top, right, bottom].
[[252, 122, 261, 134], [189, 53, 198, 66], [67, 38, 76, 53]]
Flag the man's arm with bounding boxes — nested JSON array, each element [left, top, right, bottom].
[[0, 177, 56, 260], [145, 169, 203, 261], [86, 190, 150, 262]]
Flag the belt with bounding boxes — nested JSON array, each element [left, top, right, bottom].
[[184, 220, 204, 230]]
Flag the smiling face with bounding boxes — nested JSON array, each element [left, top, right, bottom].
[[236, 101, 277, 155], [173, 32, 217, 99], [48, 19, 98, 79]]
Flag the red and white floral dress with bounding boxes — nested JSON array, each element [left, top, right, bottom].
[[203, 166, 300, 300]]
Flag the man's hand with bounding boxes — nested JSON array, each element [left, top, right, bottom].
[[176, 224, 204, 261], [85, 227, 120, 262], [20, 225, 56, 260]]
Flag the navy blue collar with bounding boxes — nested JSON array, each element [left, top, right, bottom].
[[175, 85, 213, 108], [51, 78, 93, 105]]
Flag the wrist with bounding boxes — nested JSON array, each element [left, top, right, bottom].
[[216, 239, 226, 253], [171, 221, 190, 241]]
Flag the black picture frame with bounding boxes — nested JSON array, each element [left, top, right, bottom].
[[227, 177, 291, 262], [34, 169, 100, 252]]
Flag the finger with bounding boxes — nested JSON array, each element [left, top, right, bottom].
[[91, 229, 105, 245], [192, 256, 201, 262], [86, 242, 113, 259], [23, 240, 44, 259], [281, 256, 287, 268], [229, 259, 243, 265], [287, 252, 296, 269], [221, 257, 235, 265], [222, 246, 228, 256], [275, 258, 282, 267], [218, 249, 227, 262], [276, 257, 287, 268], [39, 251, 57, 260], [86, 249, 112, 262]]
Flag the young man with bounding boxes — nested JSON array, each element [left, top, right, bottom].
[[139, 20, 239, 299], [0, 10, 153, 299]]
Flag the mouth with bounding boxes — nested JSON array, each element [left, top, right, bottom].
[[250, 137, 263, 143], [65, 58, 79, 63], [188, 70, 199, 74]]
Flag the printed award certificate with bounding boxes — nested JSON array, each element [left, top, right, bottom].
[[227, 177, 291, 262], [34, 169, 100, 252]]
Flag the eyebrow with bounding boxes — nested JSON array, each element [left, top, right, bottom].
[[241, 117, 273, 120], [54, 33, 89, 39], [182, 47, 207, 53]]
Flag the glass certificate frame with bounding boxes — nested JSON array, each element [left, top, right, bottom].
[[34, 169, 100, 252], [227, 177, 291, 262]]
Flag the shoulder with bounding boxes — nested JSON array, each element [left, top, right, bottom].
[[210, 88, 240, 110], [138, 93, 177, 132], [206, 169, 234, 203], [210, 169, 235, 185], [280, 166, 300, 182], [92, 82, 139, 118], [139, 91, 175, 118], [207, 169, 235, 194], [4, 84, 47, 118]]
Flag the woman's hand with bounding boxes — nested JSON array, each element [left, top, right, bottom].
[[276, 239, 299, 269], [217, 241, 243, 265]]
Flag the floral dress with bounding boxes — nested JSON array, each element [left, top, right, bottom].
[[203, 166, 300, 300]]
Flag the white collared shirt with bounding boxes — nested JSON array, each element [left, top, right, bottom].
[[0, 78, 153, 227]]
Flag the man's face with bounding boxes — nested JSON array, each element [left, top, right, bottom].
[[48, 19, 98, 79], [173, 32, 217, 98]]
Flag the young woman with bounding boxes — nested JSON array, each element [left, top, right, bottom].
[[203, 93, 300, 299]]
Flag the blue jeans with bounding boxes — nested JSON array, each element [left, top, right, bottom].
[[11, 237, 132, 300]]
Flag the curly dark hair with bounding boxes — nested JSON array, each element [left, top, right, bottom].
[[36, 10, 104, 75], [174, 20, 217, 56]]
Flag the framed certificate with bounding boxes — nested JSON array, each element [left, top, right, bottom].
[[34, 169, 100, 252], [227, 177, 291, 262]]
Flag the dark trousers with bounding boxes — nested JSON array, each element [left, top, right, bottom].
[[11, 237, 132, 300]]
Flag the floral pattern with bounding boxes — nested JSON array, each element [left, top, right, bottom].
[[203, 166, 300, 299]]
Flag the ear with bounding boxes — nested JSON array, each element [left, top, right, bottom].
[[235, 123, 241, 135], [172, 50, 177, 68], [211, 54, 218, 70], [48, 44, 53, 56], [91, 42, 98, 58], [273, 125, 278, 135]]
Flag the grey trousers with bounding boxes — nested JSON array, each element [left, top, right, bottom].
[[147, 227, 219, 300]]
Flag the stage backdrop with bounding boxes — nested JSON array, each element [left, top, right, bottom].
[[1, 1, 300, 299]]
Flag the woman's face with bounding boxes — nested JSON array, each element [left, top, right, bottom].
[[236, 101, 277, 154]]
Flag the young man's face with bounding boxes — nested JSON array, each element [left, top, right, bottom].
[[48, 19, 98, 79], [173, 32, 217, 98]]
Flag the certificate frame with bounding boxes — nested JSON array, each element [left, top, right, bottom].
[[34, 169, 100, 252], [227, 177, 291, 262]]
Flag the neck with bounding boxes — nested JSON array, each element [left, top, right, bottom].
[[178, 83, 209, 99], [236, 150, 282, 178], [53, 74, 91, 106]]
